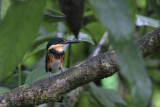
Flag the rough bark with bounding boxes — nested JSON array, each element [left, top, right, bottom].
[[137, 27, 160, 57], [0, 27, 160, 107]]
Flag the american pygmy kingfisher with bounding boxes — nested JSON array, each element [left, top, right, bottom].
[[46, 37, 79, 78]]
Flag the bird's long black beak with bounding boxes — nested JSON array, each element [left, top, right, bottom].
[[63, 40, 80, 44]]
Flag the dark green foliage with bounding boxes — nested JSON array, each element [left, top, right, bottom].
[[0, 0, 45, 82], [88, 83, 126, 107], [0, 0, 160, 106], [90, 0, 152, 106], [59, 0, 85, 38]]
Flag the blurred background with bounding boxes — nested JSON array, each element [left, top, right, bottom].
[[0, 0, 160, 107]]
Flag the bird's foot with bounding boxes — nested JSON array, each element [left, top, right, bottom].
[[59, 67, 64, 73], [61, 69, 64, 73], [49, 72, 52, 79]]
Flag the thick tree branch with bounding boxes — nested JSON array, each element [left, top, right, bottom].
[[60, 32, 109, 107], [137, 27, 160, 57], [0, 27, 160, 107]]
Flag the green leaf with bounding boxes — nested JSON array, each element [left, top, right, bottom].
[[147, 0, 160, 17], [6, 71, 29, 89], [90, 0, 152, 106], [0, 0, 2, 20], [136, 15, 160, 28], [89, 83, 126, 107], [137, 0, 146, 8], [25, 66, 46, 84], [25, 66, 66, 84], [77, 91, 100, 107], [32, 35, 55, 48], [85, 22, 106, 42], [1, 0, 11, 19], [83, 10, 94, 17], [0, 0, 45, 82], [67, 33, 95, 45], [0, 87, 10, 95], [78, 32, 95, 45], [43, 11, 65, 23], [102, 74, 118, 90], [22, 42, 47, 63]]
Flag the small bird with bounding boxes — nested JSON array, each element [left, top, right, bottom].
[[46, 37, 79, 78]]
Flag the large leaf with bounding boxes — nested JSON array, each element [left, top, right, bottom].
[[24, 66, 46, 84], [25, 66, 66, 84], [67, 33, 95, 45], [22, 42, 48, 63], [89, 83, 126, 107], [59, 0, 85, 38], [0, 87, 10, 95], [32, 35, 55, 48], [85, 22, 106, 43], [0, 0, 45, 82], [136, 15, 160, 28], [6, 71, 29, 89], [90, 0, 152, 106]]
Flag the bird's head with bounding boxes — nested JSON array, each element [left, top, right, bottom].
[[47, 38, 79, 51]]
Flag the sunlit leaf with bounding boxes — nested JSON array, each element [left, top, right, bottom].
[[0, 0, 2, 20], [102, 74, 118, 90], [0, 0, 45, 82], [78, 32, 95, 45], [0, 87, 10, 95], [137, 0, 146, 8], [90, 0, 152, 106], [1, 0, 11, 19], [67, 33, 95, 45], [136, 15, 160, 28], [83, 10, 93, 17]]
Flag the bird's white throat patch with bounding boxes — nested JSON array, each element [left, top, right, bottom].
[[48, 44, 64, 52]]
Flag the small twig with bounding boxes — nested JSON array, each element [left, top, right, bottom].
[[92, 32, 108, 57], [18, 63, 22, 86], [44, 14, 65, 19]]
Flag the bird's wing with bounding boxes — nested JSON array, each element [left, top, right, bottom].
[[45, 51, 55, 72]]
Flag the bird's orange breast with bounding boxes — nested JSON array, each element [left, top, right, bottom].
[[46, 48, 65, 72]]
